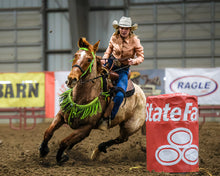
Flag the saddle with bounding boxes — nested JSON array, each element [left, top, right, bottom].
[[101, 66, 135, 98], [98, 66, 135, 130]]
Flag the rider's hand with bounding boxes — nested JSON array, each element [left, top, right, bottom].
[[101, 58, 107, 65], [128, 58, 137, 65]]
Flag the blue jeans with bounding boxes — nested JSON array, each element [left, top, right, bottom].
[[107, 57, 129, 120]]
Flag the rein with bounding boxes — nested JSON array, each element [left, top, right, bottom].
[[72, 48, 130, 84], [80, 65, 130, 84], [61, 47, 103, 124], [62, 48, 129, 122]]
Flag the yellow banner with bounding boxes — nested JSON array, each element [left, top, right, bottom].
[[0, 73, 45, 107]]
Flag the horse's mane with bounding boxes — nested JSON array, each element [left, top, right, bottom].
[[96, 55, 103, 74]]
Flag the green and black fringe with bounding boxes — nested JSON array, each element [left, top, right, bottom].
[[59, 89, 102, 125]]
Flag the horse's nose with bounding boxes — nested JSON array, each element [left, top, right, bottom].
[[66, 76, 78, 88]]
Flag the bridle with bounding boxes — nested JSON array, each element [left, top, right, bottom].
[[72, 64, 85, 74], [71, 47, 130, 84], [72, 47, 95, 78]]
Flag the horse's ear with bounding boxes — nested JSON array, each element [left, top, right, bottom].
[[93, 40, 100, 53], [78, 37, 90, 48]]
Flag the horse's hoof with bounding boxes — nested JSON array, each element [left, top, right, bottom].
[[39, 145, 50, 158], [98, 142, 107, 153], [141, 146, 146, 153], [57, 154, 69, 165], [91, 148, 101, 160]]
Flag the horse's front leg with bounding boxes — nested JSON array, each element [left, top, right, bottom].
[[39, 111, 64, 157], [56, 124, 92, 164]]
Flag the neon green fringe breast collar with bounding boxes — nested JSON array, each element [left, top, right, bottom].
[[59, 89, 102, 125]]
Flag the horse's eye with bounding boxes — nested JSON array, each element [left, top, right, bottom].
[[88, 58, 92, 62]]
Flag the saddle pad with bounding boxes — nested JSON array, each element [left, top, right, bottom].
[[125, 79, 135, 97]]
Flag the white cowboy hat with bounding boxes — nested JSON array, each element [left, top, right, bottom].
[[112, 16, 138, 31]]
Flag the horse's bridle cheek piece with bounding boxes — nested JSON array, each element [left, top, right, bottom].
[[72, 64, 85, 74], [70, 48, 95, 79]]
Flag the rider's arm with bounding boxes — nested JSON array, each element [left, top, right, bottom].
[[133, 37, 144, 65], [102, 36, 114, 64]]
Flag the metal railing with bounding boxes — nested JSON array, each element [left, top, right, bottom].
[[0, 107, 45, 130]]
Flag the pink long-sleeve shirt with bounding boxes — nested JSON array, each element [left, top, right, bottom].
[[103, 34, 144, 65]]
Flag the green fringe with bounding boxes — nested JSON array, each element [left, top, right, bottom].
[[59, 89, 102, 125]]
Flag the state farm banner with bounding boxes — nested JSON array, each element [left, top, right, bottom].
[[0, 72, 45, 107], [146, 93, 199, 173], [165, 68, 220, 104]]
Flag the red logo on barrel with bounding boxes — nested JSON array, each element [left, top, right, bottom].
[[146, 93, 199, 173]]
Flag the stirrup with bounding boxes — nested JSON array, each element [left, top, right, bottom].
[[98, 116, 111, 131], [107, 116, 111, 127]]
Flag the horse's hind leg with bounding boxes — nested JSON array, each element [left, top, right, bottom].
[[99, 128, 129, 153], [91, 123, 133, 160], [91, 115, 145, 160], [39, 112, 64, 157]]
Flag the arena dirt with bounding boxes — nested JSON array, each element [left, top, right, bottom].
[[0, 122, 219, 176]]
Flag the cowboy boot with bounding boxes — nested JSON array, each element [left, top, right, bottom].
[[98, 100, 114, 131]]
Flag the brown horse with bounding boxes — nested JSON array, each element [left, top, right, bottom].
[[39, 38, 146, 164]]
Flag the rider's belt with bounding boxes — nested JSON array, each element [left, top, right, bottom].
[[114, 60, 130, 68], [114, 59, 122, 67]]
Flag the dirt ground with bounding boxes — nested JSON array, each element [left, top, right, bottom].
[[0, 121, 219, 176]]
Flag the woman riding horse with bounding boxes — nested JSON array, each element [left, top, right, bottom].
[[39, 37, 146, 164], [99, 16, 144, 130]]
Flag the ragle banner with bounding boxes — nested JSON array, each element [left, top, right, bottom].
[[165, 68, 220, 104]]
